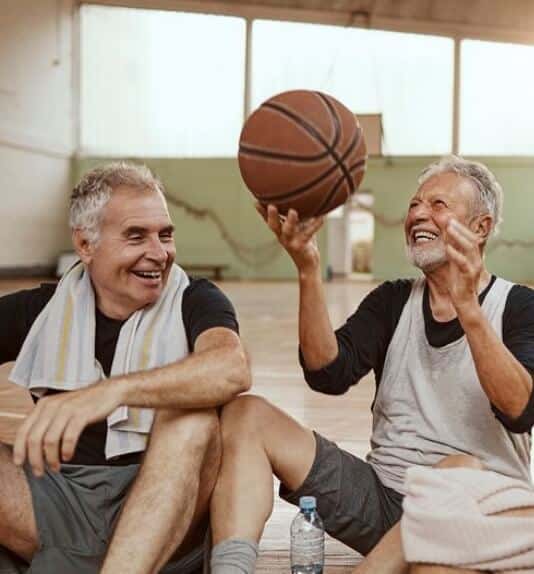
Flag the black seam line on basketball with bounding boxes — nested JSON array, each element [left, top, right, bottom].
[[256, 128, 361, 202], [239, 144, 331, 163], [262, 101, 343, 162], [257, 128, 361, 202], [313, 158, 367, 216], [312, 93, 341, 150], [315, 92, 356, 196]]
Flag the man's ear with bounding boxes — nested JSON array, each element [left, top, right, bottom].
[[72, 229, 94, 264], [473, 214, 493, 243]]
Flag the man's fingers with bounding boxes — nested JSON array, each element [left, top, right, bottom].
[[61, 419, 85, 463], [445, 223, 477, 257], [446, 220, 480, 249], [12, 413, 35, 467], [25, 415, 54, 477], [281, 209, 299, 238], [266, 204, 282, 236], [450, 218, 479, 242], [301, 216, 324, 240], [43, 414, 72, 472], [446, 244, 469, 271], [254, 202, 267, 220]]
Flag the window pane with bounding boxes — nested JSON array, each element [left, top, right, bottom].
[[81, 5, 245, 157], [460, 39, 534, 155], [251, 20, 454, 155]]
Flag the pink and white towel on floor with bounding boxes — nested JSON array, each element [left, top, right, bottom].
[[401, 467, 534, 572]]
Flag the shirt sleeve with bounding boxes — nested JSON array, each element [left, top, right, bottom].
[[182, 278, 239, 351], [299, 280, 412, 395], [494, 284, 534, 433], [0, 284, 56, 364]]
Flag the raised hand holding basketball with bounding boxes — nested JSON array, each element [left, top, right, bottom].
[[257, 203, 324, 271]]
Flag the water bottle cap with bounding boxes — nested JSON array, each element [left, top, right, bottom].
[[299, 496, 317, 510]]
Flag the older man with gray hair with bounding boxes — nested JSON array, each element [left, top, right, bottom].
[[0, 162, 251, 573], [209, 155, 534, 573]]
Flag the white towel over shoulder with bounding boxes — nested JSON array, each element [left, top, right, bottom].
[[10, 262, 190, 459], [401, 466, 534, 572]]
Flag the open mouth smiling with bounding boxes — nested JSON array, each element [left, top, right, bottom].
[[131, 270, 163, 280], [411, 230, 439, 244]]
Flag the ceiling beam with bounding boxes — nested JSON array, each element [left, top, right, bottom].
[[79, 0, 534, 45]]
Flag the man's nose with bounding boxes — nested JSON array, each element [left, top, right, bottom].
[[146, 238, 168, 263], [412, 202, 430, 222]]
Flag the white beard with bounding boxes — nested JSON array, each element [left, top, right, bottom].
[[405, 238, 448, 273]]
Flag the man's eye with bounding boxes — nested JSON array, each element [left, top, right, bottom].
[[128, 235, 143, 241], [160, 233, 173, 241]]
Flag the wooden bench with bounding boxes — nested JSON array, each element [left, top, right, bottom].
[[181, 264, 228, 281]]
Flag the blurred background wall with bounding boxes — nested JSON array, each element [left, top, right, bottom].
[[0, 0, 75, 273], [2, 0, 534, 281]]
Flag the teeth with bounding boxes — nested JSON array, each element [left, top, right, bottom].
[[414, 231, 438, 242], [134, 271, 161, 279]]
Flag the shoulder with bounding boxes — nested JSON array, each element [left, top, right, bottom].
[[344, 278, 414, 334], [361, 278, 414, 311], [0, 282, 57, 320], [503, 282, 534, 326], [181, 277, 238, 350], [182, 277, 234, 310], [506, 283, 534, 307], [0, 282, 57, 362]]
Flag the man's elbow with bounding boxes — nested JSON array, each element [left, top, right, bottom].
[[226, 345, 252, 397], [305, 375, 350, 395]]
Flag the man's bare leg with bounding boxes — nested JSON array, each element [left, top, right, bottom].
[[101, 408, 221, 574], [0, 443, 38, 561], [353, 455, 485, 574], [211, 395, 316, 545]]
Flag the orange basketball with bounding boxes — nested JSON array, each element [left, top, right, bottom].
[[238, 90, 367, 219]]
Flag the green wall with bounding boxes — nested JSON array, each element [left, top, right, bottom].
[[73, 156, 534, 282]]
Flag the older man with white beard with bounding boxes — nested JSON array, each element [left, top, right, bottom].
[[207, 155, 534, 574]]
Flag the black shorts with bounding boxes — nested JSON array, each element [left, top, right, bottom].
[[280, 432, 403, 556]]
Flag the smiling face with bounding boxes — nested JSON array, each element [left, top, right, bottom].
[[74, 185, 176, 319], [404, 171, 479, 273]]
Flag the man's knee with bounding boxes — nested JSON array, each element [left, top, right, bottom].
[[152, 408, 220, 453], [219, 394, 273, 438], [435, 454, 485, 470]]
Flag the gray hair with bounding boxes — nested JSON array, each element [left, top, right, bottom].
[[418, 155, 503, 236], [70, 162, 165, 244]]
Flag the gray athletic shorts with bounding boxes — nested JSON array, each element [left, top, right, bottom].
[[280, 432, 403, 556], [0, 463, 204, 574]]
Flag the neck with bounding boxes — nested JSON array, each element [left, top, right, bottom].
[[424, 263, 491, 322], [91, 282, 136, 321]]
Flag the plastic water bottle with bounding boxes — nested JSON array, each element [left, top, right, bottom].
[[290, 496, 325, 574]]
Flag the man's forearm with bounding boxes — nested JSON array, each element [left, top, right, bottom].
[[459, 305, 532, 419], [298, 264, 339, 371], [110, 343, 250, 410]]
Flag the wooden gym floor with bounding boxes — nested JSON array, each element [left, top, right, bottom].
[[0, 277, 376, 572]]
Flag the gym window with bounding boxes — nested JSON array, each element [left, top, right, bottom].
[[251, 20, 454, 156], [80, 5, 246, 157], [460, 39, 534, 156]]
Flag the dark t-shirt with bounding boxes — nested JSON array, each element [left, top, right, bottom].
[[0, 278, 239, 465], [301, 276, 534, 434]]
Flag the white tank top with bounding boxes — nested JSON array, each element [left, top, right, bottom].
[[367, 277, 532, 495]]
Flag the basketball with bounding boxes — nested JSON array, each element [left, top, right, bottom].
[[238, 90, 367, 219]]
